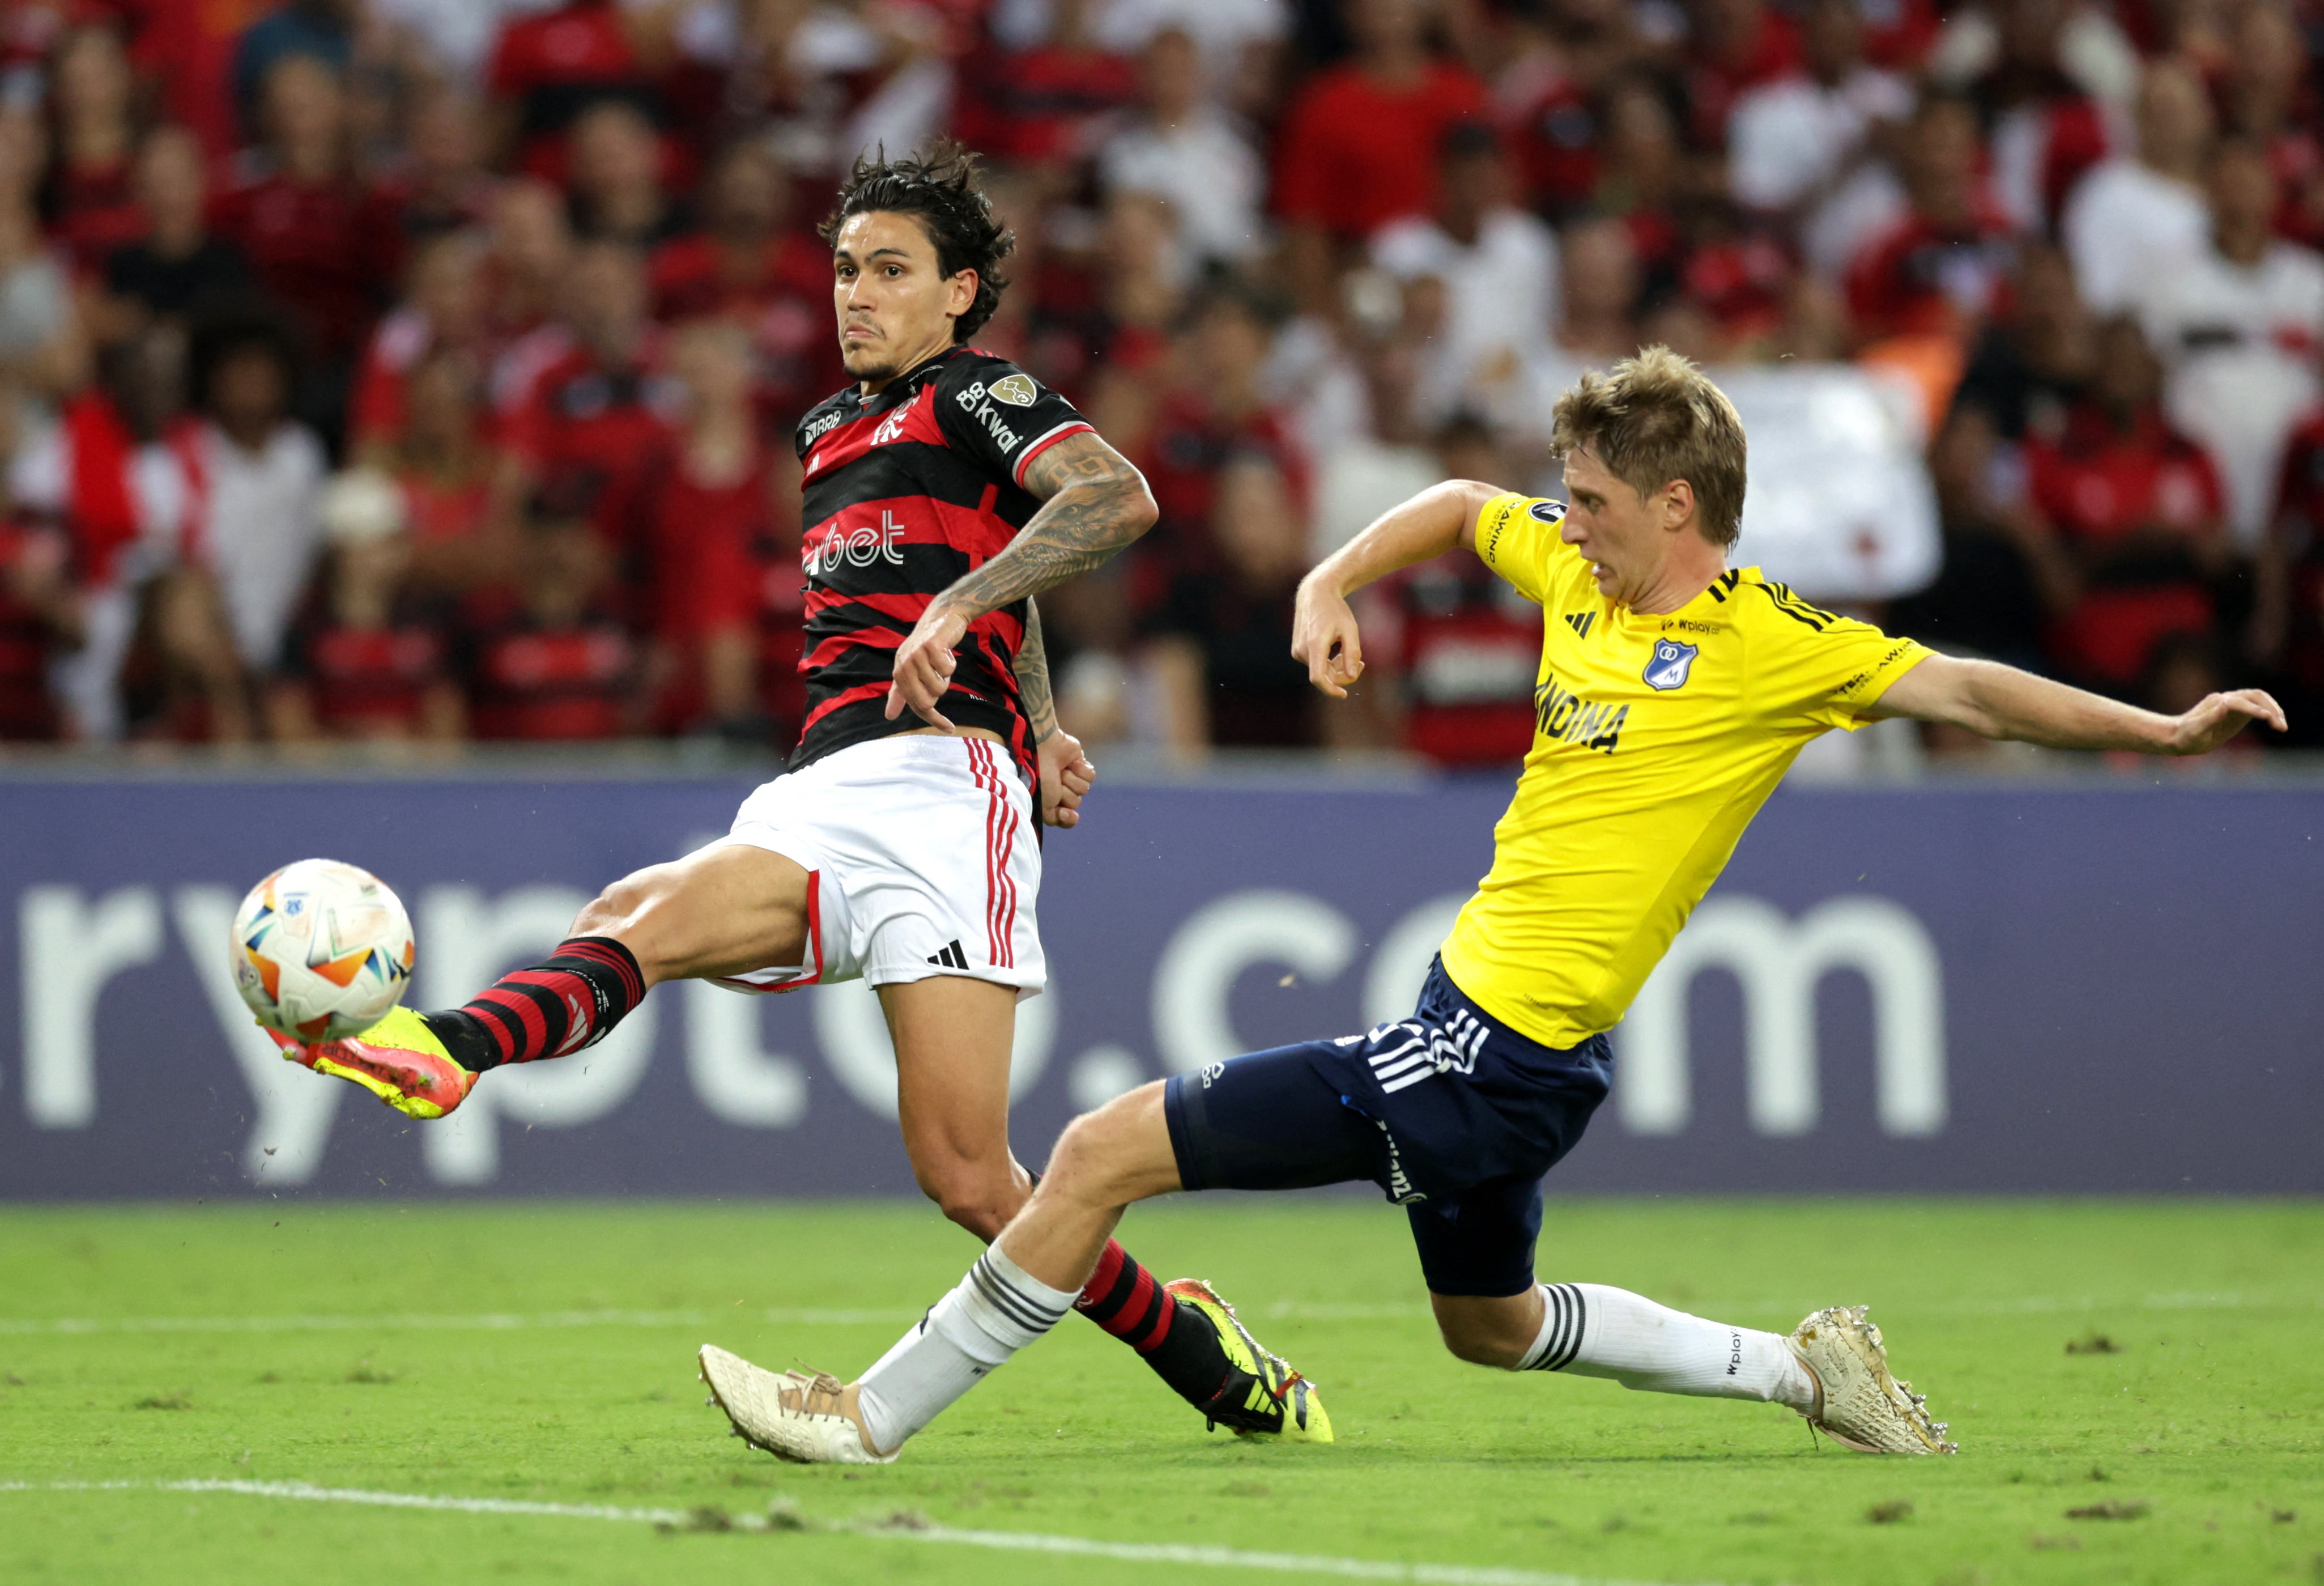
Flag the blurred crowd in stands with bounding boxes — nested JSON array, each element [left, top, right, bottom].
[[0, 0, 2320, 766]]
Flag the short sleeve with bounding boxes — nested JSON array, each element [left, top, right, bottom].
[[1746, 581, 1930, 732], [1471, 491, 1568, 606], [935, 359, 1093, 490]]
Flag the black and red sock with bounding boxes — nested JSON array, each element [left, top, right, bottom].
[[1076, 1239, 1236, 1408], [420, 936, 646, 1072]]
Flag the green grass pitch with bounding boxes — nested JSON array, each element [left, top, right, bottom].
[[3, 1198, 2319, 1585]]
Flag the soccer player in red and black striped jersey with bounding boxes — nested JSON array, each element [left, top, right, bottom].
[[270, 142, 1327, 1448]]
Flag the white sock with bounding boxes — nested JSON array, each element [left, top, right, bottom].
[[1516, 1282, 1815, 1411], [856, 1244, 1078, 1453]]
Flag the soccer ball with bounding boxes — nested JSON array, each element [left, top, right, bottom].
[[231, 858, 415, 1041]]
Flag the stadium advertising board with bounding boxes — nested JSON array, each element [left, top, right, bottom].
[[1, 774, 2317, 1198]]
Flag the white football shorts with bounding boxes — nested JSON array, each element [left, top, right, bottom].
[[711, 733, 1044, 996]]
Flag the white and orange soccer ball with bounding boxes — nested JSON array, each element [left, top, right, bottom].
[[231, 858, 415, 1041]]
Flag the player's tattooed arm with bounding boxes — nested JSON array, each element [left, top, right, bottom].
[[1018, 597, 1060, 745], [958, 433, 1157, 613], [887, 432, 1157, 726]]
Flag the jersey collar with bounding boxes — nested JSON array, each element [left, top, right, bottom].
[[1616, 565, 1748, 622], [854, 346, 963, 410]]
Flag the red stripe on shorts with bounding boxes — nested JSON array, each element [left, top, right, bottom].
[[969, 739, 1003, 967], [986, 742, 1019, 967]]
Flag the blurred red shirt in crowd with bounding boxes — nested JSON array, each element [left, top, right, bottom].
[[1276, 63, 1487, 237], [1381, 552, 1542, 766], [1681, 0, 1804, 150], [209, 55, 388, 362], [955, 0, 1141, 166], [0, 517, 72, 740], [487, 0, 653, 183], [465, 520, 633, 739], [46, 25, 146, 268], [2263, 408, 2324, 712], [1846, 98, 2016, 341], [113, 0, 264, 159], [646, 142, 841, 432], [2027, 394, 2226, 688], [500, 244, 677, 572], [1275, 0, 1486, 239]]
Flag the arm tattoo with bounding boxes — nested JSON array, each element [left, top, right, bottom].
[[936, 432, 1157, 618], [1018, 597, 1059, 743]]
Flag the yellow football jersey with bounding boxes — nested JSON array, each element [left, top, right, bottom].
[[1437, 492, 1931, 1049]]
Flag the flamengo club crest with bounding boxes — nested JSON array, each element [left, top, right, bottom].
[[1644, 637, 1698, 691]]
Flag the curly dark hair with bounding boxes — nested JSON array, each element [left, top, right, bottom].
[[819, 139, 1014, 342]]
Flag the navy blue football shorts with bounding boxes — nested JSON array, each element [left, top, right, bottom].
[[1161, 958, 1611, 1298]]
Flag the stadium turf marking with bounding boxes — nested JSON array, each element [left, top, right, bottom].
[[0, 1479, 1698, 1586], [4, 1290, 2315, 1335], [0, 1307, 918, 1335]]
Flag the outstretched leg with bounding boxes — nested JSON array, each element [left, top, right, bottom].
[[1431, 1283, 1954, 1453], [274, 844, 813, 1116], [1410, 1175, 1952, 1454], [701, 1080, 1194, 1461], [1431, 1284, 1817, 1401], [878, 981, 1316, 1439]]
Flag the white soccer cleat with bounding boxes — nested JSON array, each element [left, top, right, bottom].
[[698, 1343, 896, 1465], [1787, 1305, 1957, 1456]]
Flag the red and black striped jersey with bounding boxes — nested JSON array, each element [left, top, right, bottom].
[[789, 345, 1092, 777]]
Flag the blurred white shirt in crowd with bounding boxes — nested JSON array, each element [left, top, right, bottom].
[[1716, 364, 1940, 602], [376, 0, 744, 82], [2062, 158, 2208, 314], [1265, 315, 1372, 465], [1728, 66, 1911, 214], [10, 412, 194, 739], [186, 422, 327, 671], [1312, 437, 1439, 560], [2137, 239, 2324, 545], [1371, 208, 1559, 424], [371, 0, 556, 82], [1100, 110, 1268, 262], [993, 0, 1288, 59]]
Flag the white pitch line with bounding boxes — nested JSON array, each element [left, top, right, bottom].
[[0, 1479, 1701, 1586], [0, 1478, 686, 1524], [0, 1307, 916, 1337]]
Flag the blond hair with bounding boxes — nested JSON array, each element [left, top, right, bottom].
[[1550, 346, 1747, 548]]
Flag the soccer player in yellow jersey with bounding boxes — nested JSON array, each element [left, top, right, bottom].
[[703, 348, 2284, 1464]]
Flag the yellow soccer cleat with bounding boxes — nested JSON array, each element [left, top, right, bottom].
[[266, 1005, 479, 1120], [1165, 1278, 1332, 1443]]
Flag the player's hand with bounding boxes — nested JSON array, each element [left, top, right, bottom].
[[2165, 688, 2286, 754], [1291, 575, 1364, 699], [887, 604, 972, 729], [1038, 729, 1096, 828]]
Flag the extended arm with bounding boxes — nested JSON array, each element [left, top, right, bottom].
[[887, 431, 1158, 726], [1871, 652, 2285, 754], [1292, 479, 1502, 698]]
